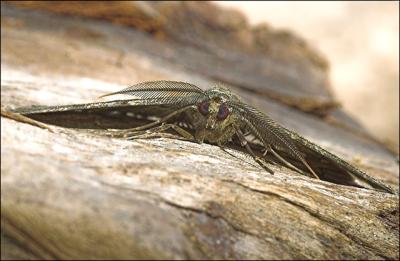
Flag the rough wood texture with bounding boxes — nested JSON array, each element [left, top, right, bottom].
[[1, 3, 399, 260]]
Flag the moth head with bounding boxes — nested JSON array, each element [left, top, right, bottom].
[[197, 97, 230, 130]]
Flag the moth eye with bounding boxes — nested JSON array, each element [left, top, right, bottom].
[[217, 104, 229, 121], [198, 100, 209, 116]]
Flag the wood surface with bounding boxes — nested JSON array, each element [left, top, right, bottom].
[[1, 3, 398, 260]]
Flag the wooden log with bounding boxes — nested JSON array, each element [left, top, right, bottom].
[[1, 4, 398, 260]]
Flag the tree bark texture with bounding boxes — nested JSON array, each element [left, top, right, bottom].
[[1, 3, 399, 260]]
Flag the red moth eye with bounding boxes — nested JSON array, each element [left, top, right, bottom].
[[217, 104, 229, 120], [198, 100, 209, 115]]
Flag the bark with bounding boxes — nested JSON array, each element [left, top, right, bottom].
[[1, 3, 399, 260]]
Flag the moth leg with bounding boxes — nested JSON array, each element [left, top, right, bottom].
[[126, 131, 184, 140], [161, 124, 195, 141], [219, 146, 262, 170], [126, 123, 195, 141], [124, 105, 196, 132], [216, 125, 237, 147], [105, 125, 183, 139], [215, 126, 261, 169], [266, 146, 319, 179], [300, 159, 320, 179], [235, 128, 274, 175], [106, 105, 195, 138], [294, 154, 320, 179], [267, 146, 315, 178]]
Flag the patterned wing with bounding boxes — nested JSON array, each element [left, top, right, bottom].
[[12, 81, 207, 129], [14, 81, 206, 115], [228, 101, 396, 194]]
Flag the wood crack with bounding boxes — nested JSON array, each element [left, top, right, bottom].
[[221, 178, 390, 259], [94, 179, 272, 244]]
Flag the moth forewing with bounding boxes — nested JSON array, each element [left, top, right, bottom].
[[228, 101, 320, 178], [12, 81, 207, 130], [227, 100, 396, 194], [288, 134, 398, 194]]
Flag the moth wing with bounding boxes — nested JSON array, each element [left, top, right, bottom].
[[14, 81, 206, 114], [12, 81, 206, 129], [228, 101, 396, 194], [289, 134, 397, 194], [228, 101, 312, 171]]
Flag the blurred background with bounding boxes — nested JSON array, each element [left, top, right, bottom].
[[216, 1, 399, 152]]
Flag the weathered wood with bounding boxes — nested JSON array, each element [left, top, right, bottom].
[[1, 4, 399, 260]]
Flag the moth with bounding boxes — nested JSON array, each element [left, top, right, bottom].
[[12, 80, 397, 194]]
